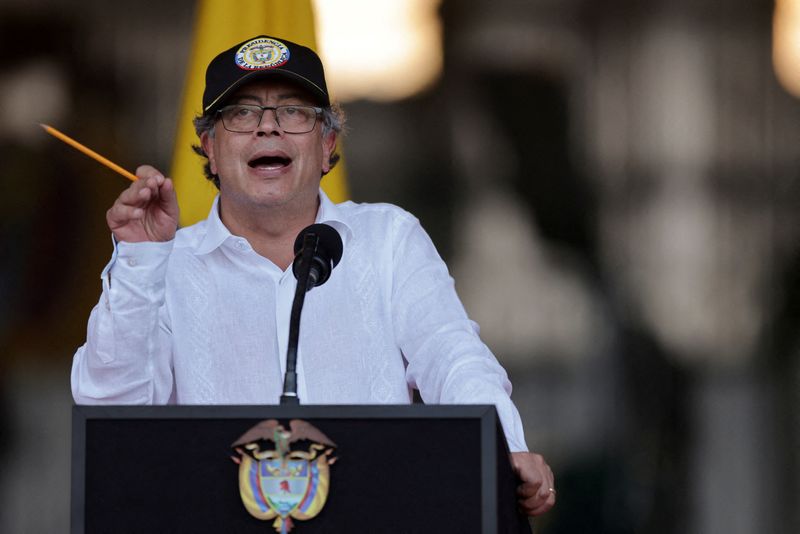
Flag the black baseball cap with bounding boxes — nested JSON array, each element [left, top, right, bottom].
[[202, 35, 330, 116]]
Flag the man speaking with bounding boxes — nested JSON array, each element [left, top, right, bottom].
[[71, 35, 556, 517]]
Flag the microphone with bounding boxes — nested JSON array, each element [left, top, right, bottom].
[[291, 223, 343, 290], [280, 224, 343, 405]]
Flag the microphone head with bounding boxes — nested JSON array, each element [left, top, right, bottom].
[[292, 223, 343, 287]]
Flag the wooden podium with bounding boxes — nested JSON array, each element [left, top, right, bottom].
[[71, 405, 532, 533]]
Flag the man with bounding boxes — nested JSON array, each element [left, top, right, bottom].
[[71, 35, 556, 516]]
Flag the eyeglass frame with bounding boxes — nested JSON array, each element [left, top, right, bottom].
[[216, 103, 324, 134]]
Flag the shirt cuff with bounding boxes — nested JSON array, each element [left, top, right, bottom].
[[102, 238, 174, 288]]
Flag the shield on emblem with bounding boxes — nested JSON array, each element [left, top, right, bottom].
[[261, 459, 309, 516]]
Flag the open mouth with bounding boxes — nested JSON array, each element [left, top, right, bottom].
[[248, 155, 292, 170]]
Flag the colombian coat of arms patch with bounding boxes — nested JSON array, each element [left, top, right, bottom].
[[231, 419, 337, 533]]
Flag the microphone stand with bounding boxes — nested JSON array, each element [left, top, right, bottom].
[[280, 233, 318, 405]]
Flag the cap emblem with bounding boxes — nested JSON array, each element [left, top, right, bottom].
[[235, 37, 290, 70]]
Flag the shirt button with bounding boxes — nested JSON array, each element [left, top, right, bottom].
[[236, 240, 248, 250], [127, 258, 137, 267]]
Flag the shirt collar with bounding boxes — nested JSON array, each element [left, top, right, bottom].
[[315, 188, 353, 249], [193, 195, 229, 256], [193, 189, 353, 256]]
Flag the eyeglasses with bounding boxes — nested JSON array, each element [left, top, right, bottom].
[[217, 104, 322, 134]]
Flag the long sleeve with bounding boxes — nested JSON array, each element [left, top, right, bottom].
[[71, 240, 175, 404], [391, 214, 529, 452]]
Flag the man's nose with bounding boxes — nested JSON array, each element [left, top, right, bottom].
[[255, 109, 282, 136]]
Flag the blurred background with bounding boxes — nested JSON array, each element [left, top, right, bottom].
[[1, 0, 798, 532]]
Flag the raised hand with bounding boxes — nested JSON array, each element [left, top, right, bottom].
[[106, 165, 180, 243]]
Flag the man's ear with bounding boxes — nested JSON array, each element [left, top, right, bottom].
[[321, 131, 337, 174], [200, 131, 218, 175]]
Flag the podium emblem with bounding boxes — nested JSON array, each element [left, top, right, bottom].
[[231, 419, 337, 533]]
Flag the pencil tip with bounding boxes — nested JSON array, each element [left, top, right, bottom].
[[39, 123, 49, 129]]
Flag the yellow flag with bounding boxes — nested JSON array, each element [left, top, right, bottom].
[[170, 0, 348, 227]]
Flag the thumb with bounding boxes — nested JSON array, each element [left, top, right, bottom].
[[158, 178, 180, 221]]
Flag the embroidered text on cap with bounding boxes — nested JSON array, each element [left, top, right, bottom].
[[235, 37, 290, 70]]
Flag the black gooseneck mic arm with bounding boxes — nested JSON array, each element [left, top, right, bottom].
[[280, 224, 343, 405], [279, 233, 317, 405]]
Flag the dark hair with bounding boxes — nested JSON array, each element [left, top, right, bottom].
[[191, 104, 345, 189]]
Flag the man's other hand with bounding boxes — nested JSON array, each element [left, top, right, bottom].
[[511, 451, 556, 516]]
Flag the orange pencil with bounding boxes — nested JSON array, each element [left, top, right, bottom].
[[40, 123, 138, 182]]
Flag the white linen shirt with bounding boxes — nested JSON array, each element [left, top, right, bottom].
[[71, 190, 528, 451]]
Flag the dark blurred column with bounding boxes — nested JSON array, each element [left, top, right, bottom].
[[439, 0, 692, 532]]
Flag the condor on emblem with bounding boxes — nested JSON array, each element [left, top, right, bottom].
[[231, 419, 337, 533]]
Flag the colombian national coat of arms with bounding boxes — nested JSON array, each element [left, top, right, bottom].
[[231, 419, 337, 533]]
